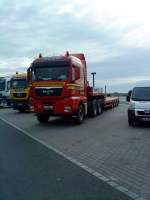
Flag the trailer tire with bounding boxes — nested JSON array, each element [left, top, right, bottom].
[[37, 113, 49, 123], [75, 104, 84, 124], [116, 99, 119, 106], [97, 100, 103, 115]]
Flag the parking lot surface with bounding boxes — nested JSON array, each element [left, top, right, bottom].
[[0, 119, 133, 200], [0, 99, 150, 200]]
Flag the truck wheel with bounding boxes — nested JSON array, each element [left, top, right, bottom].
[[75, 104, 84, 124], [97, 100, 102, 115], [90, 100, 97, 117], [7, 100, 11, 107], [18, 108, 25, 112], [37, 114, 49, 123]]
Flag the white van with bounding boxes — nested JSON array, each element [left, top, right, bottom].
[[0, 76, 12, 107], [127, 81, 150, 126]]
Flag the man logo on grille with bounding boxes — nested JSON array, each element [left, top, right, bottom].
[[43, 89, 54, 95]]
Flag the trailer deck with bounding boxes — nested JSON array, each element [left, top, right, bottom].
[[104, 97, 119, 108]]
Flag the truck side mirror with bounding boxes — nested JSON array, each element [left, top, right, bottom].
[[126, 90, 132, 102], [27, 67, 32, 82]]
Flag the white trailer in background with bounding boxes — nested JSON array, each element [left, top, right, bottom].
[[0, 76, 12, 107]]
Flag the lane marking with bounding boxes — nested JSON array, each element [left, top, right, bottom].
[[0, 116, 146, 200]]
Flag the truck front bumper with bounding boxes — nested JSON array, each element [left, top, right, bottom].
[[0, 97, 12, 107], [32, 98, 80, 116], [12, 100, 29, 110]]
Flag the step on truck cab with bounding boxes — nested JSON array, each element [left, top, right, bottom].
[[28, 52, 119, 124], [10, 72, 30, 112], [127, 81, 150, 126], [0, 76, 12, 107]]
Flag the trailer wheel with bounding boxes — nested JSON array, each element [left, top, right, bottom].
[[37, 113, 49, 123], [97, 100, 102, 115], [75, 104, 84, 124]]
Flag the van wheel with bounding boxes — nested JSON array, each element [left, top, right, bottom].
[[75, 105, 84, 124], [128, 117, 135, 126], [37, 113, 49, 123]]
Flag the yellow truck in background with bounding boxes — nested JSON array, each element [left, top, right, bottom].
[[10, 72, 30, 112]]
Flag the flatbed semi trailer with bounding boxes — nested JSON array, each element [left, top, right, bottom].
[[27, 52, 119, 124], [104, 97, 119, 108]]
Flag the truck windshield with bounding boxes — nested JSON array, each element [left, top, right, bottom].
[[33, 66, 69, 81], [0, 79, 5, 91], [11, 79, 29, 89], [132, 87, 150, 101]]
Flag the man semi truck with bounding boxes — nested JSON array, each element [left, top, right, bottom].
[[0, 76, 11, 107], [10, 72, 30, 112], [28, 52, 119, 124]]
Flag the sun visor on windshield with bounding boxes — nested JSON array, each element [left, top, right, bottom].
[[32, 60, 70, 68]]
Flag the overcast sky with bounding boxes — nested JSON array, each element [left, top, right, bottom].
[[1, 0, 150, 92]]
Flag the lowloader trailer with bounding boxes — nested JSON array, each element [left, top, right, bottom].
[[27, 52, 119, 124]]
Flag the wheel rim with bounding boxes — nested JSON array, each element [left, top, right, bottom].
[[94, 107, 97, 115], [93, 102, 97, 115], [79, 107, 84, 121], [98, 106, 101, 113]]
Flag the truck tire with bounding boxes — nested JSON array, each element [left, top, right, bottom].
[[7, 100, 12, 107], [97, 100, 102, 115], [18, 108, 25, 112], [90, 100, 97, 117], [37, 113, 49, 123], [75, 104, 84, 124]]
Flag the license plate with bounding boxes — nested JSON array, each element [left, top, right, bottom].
[[44, 105, 53, 110], [18, 103, 23, 106], [142, 118, 150, 121]]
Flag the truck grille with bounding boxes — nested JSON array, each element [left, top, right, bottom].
[[35, 87, 62, 97], [14, 93, 27, 98]]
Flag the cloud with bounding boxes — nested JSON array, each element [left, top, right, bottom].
[[1, 0, 150, 92], [0, 57, 31, 76]]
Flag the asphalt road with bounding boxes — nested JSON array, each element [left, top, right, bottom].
[[0, 119, 133, 200], [0, 99, 150, 199]]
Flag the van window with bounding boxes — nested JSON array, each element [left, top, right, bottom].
[[132, 87, 150, 101]]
